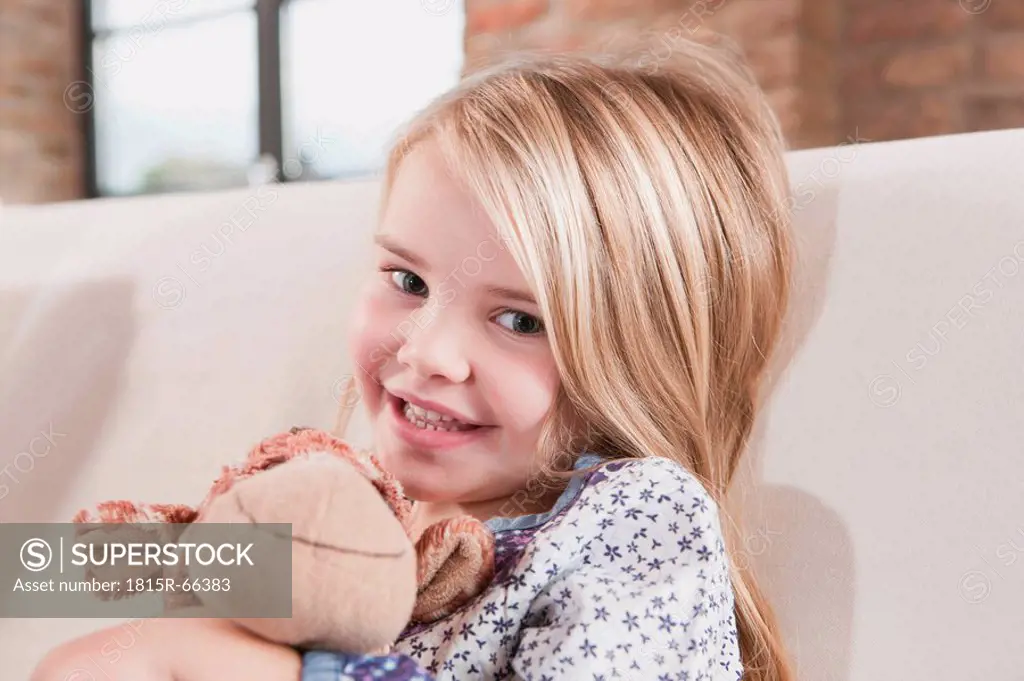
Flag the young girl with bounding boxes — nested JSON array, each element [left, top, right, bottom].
[[34, 39, 794, 681]]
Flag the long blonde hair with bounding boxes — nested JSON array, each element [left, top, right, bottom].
[[382, 40, 794, 681]]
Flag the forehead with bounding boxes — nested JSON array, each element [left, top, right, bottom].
[[384, 139, 468, 213], [379, 141, 526, 287]]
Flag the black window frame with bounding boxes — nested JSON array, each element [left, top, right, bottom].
[[81, 0, 285, 199]]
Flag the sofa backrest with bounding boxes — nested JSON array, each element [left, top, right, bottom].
[[2, 128, 1022, 679]]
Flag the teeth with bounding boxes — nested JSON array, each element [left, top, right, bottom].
[[406, 402, 456, 422], [401, 400, 473, 432]]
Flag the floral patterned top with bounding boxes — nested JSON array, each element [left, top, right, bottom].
[[301, 454, 743, 681]]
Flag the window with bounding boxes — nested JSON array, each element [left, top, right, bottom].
[[83, 0, 464, 197]]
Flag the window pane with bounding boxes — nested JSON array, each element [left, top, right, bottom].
[[280, 0, 465, 181], [91, 12, 259, 196], [91, 0, 255, 32]]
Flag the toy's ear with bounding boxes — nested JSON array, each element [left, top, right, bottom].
[[71, 501, 199, 604], [198, 427, 321, 510], [411, 516, 496, 623], [73, 500, 199, 525]]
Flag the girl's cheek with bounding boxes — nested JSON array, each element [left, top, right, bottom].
[[349, 288, 409, 374], [347, 300, 394, 418], [493, 354, 561, 429]]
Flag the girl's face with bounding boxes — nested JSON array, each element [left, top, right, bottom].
[[349, 139, 560, 509]]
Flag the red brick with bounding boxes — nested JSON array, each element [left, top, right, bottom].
[[965, 94, 1024, 131], [766, 85, 802, 133], [797, 64, 840, 138], [564, 0, 689, 22], [883, 41, 972, 87], [801, 0, 842, 45], [847, 0, 969, 45], [18, 57, 65, 80], [839, 50, 881, 96], [794, 126, 841, 148], [799, 35, 837, 94], [0, 0, 83, 204], [38, 135, 73, 160], [27, 3, 66, 25], [844, 92, 960, 141], [981, 34, 1024, 83], [798, 98, 840, 140], [744, 35, 800, 91], [839, 41, 971, 95], [467, 0, 549, 34], [637, 5, 728, 47], [709, 0, 799, 46], [979, 1, 1024, 30]]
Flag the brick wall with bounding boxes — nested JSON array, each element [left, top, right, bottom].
[[1, 0, 1021, 204], [464, 0, 1024, 149], [464, 0, 827, 147], [0, 0, 85, 205], [840, 0, 1024, 141]]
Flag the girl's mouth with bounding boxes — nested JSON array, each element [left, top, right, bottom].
[[384, 393, 493, 450], [400, 399, 479, 432]]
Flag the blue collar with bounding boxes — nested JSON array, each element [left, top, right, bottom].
[[485, 452, 603, 533]]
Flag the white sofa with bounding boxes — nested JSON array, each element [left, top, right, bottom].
[[2, 128, 1023, 680]]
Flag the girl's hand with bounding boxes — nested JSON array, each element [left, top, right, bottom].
[[31, 613, 301, 681]]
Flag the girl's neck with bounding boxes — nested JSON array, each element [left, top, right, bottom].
[[408, 485, 565, 542]]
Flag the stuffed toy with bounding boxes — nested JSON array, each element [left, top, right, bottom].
[[71, 426, 496, 655]]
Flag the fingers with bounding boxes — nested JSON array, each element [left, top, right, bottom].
[[30, 619, 166, 681], [31, 617, 302, 681], [150, 617, 302, 681]]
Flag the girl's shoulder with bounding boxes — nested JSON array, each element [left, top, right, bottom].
[[583, 454, 715, 498], [491, 453, 725, 553], [393, 455, 739, 677], [485, 453, 718, 536], [569, 454, 722, 526], [481, 454, 728, 593]]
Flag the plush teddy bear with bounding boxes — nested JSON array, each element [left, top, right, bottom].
[[72, 427, 495, 654]]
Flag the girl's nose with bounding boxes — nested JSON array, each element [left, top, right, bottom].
[[394, 311, 471, 383]]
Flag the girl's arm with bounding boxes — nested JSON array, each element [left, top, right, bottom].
[[32, 612, 301, 681]]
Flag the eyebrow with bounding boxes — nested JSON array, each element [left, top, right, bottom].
[[374, 233, 538, 306], [486, 285, 537, 306], [375, 233, 427, 269]]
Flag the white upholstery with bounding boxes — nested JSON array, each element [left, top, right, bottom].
[[2, 128, 1022, 679]]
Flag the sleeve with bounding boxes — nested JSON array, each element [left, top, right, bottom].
[[300, 650, 436, 681], [510, 459, 744, 681]]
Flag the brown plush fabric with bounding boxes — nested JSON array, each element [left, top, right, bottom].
[[72, 500, 199, 525], [70, 427, 497, 652], [194, 427, 413, 531], [412, 516, 496, 623]]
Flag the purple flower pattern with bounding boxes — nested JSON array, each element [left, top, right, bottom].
[[302, 456, 743, 681]]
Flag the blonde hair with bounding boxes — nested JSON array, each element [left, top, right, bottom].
[[382, 40, 794, 681]]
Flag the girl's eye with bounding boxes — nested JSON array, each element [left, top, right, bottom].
[[387, 269, 428, 297], [495, 310, 545, 336]]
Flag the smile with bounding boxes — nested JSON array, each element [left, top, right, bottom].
[[401, 401, 478, 432], [384, 392, 494, 450]]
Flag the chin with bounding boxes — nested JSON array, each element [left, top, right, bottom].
[[386, 456, 461, 503], [399, 480, 458, 504]]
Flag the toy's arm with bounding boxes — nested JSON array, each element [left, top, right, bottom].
[[412, 515, 495, 623], [294, 516, 494, 681]]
